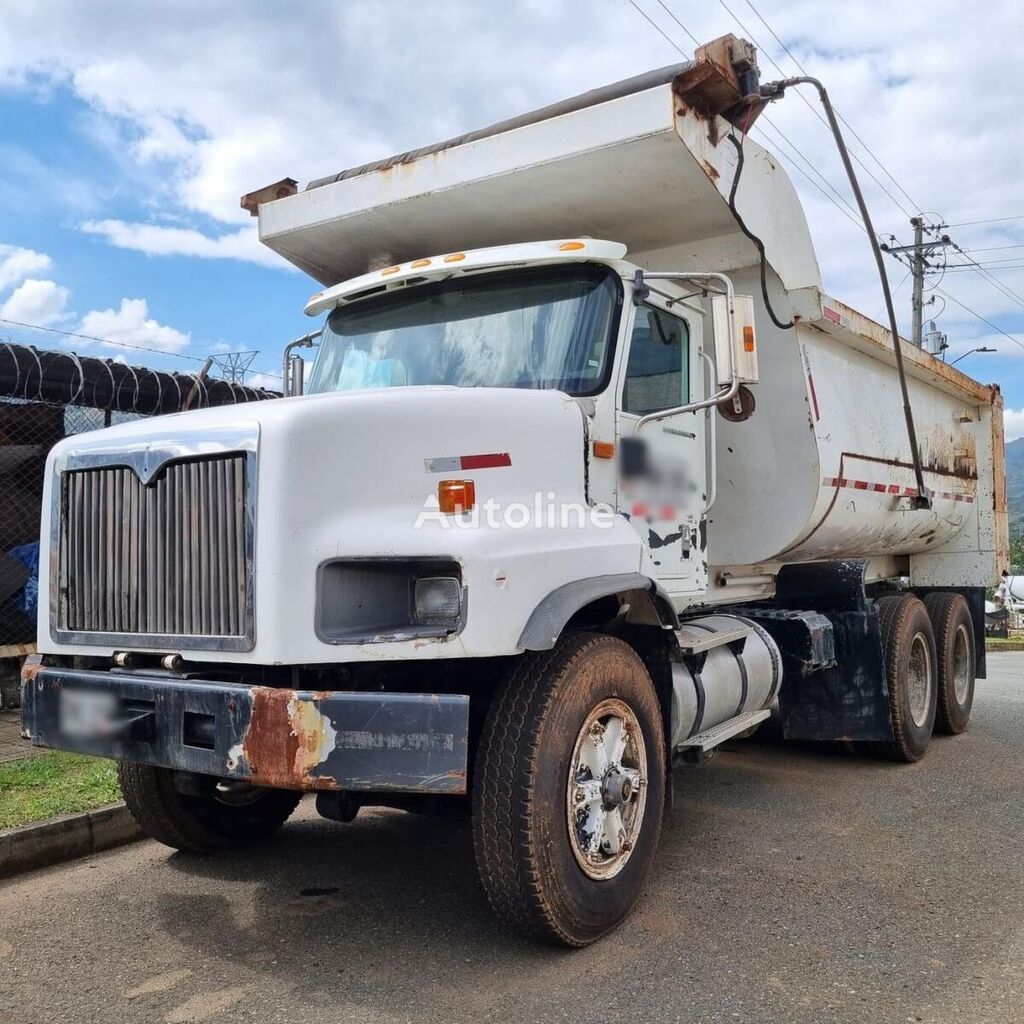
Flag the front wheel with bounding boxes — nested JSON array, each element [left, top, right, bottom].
[[117, 762, 302, 853], [472, 633, 665, 946]]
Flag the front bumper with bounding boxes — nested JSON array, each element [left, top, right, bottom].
[[20, 662, 469, 794]]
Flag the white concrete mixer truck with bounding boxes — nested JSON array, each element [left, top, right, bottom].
[[22, 37, 1007, 945]]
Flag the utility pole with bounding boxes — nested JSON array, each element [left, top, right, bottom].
[[881, 217, 952, 347], [910, 217, 924, 348]]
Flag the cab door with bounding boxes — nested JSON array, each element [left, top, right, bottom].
[[616, 301, 707, 596]]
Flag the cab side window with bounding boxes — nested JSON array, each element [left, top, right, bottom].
[[623, 307, 689, 415]]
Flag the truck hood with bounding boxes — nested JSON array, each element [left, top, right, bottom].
[[40, 386, 649, 664], [47, 386, 589, 514]]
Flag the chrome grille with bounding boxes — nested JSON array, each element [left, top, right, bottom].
[[57, 454, 250, 640]]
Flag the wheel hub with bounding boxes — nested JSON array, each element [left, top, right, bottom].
[[907, 632, 933, 728], [566, 698, 648, 880]]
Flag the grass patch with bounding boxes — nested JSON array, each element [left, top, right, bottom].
[[0, 751, 121, 830], [985, 636, 1024, 650]]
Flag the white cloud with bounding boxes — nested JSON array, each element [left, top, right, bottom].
[[246, 371, 281, 391], [0, 244, 52, 291], [81, 218, 290, 269], [1005, 408, 1024, 442], [0, 278, 70, 325], [78, 297, 189, 354]]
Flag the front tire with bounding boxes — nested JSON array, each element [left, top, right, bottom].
[[877, 594, 938, 762], [472, 633, 665, 946], [117, 762, 302, 853]]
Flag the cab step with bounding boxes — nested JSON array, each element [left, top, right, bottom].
[[674, 622, 753, 655], [676, 708, 771, 753]]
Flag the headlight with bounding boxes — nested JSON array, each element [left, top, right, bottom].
[[316, 558, 464, 644], [413, 576, 462, 624]]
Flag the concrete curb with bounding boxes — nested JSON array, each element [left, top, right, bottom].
[[986, 642, 1024, 653], [0, 803, 142, 879]]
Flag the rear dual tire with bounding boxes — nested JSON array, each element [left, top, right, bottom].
[[876, 591, 978, 760], [923, 592, 976, 735], [877, 594, 938, 762]]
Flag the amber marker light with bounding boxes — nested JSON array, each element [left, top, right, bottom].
[[743, 325, 756, 352], [592, 441, 615, 459], [438, 479, 476, 514], [443, 253, 466, 263], [558, 241, 586, 251]]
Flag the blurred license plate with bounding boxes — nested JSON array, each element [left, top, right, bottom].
[[59, 689, 119, 738]]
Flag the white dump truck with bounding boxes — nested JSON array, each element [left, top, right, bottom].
[[22, 38, 1007, 945]]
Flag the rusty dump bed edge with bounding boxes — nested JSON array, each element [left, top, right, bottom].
[[306, 62, 693, 190]]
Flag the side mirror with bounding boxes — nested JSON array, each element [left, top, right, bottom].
[[286, 353, 305, 397], [281, 330, 321, 397], [711, 294, 759, 386]]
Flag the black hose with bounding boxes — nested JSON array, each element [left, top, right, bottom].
[[726, 132, 794, 331], [776, 76, 930, 509]]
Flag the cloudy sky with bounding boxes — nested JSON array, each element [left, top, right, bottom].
[[1, 1, 1023, 427]]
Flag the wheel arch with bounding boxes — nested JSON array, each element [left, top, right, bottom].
[[517, 573, 679, 652]]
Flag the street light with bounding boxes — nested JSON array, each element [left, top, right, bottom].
[[949, 346, 997, 366]]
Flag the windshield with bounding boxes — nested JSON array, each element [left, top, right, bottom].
[[306, 264, 621, 396]]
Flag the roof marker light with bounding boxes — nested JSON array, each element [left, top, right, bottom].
[[559, 241, 586, 251], [411, 258, 431, 268], [381, 265, 401, 276], [443, 253, 466, 263]]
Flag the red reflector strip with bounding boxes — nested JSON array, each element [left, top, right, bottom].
[[459, 452, 511, 470], [822, 476, 974, 503], [426, 452, 511, 473]]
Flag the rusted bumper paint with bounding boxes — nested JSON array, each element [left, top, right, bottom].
[[21, 665, 469, 794]]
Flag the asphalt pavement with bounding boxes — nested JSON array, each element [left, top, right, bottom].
[[1, 653, 1022, 1024]]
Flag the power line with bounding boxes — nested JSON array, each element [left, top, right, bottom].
[[740, 0, 921, 214], [714, 0, 915, 220], [652, 0, 701, 47], [945, 264, 1024, 272], [623, 0, 868, 236], [0, 316, 205, 363], [945, 215, 1024, 228], [960, 244, 1024, 255], [932, 285, 1024, 354], [624, 0, 689, 54], [964, 254, 1024, 265], [750, 116, 865, 229], [946, 241, 1024, 314]]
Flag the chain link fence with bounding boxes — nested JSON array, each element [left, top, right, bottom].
[[0, 343, 278, 705]]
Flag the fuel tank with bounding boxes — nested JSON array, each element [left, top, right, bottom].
[[669, 614, 782, 750]]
